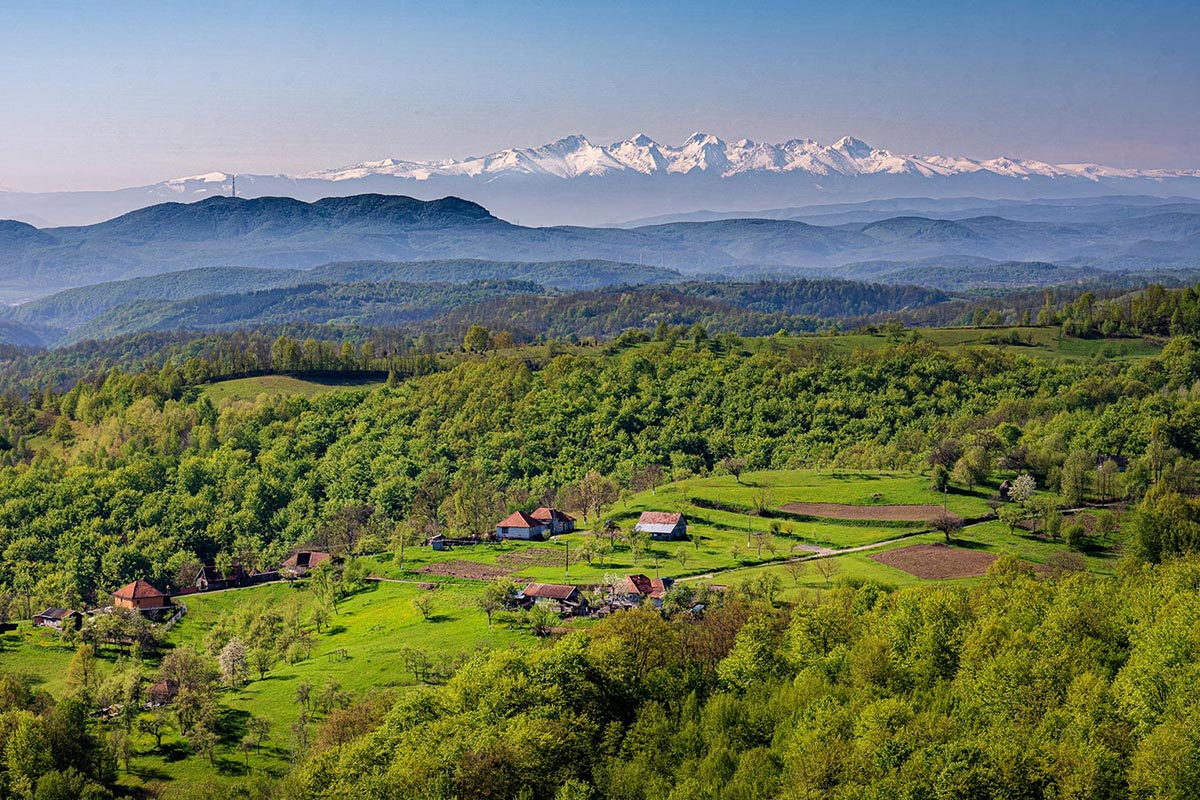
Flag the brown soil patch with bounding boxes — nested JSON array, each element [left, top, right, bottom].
[[781, 502, 951, 522], [497, 547, 566, 568], [870, 543, 998, 579], [415, 561, 513, 581]]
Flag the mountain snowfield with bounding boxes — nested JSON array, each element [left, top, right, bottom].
[[4, 133, 1199, 227]]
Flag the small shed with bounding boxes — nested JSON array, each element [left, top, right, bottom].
[[195, 564, 248, 592], [33, 608, 82, 630], [634, 512, 687, 541], [146, 679, 178, 707], [520, 583, 588, 615]]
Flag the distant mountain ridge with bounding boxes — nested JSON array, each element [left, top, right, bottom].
[[3, 134, 1198, 227], [2, 193, 1198, 303]]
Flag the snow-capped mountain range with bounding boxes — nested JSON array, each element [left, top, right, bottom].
[[3, 133, 1199, 227], [287, 133, 1200, 182]]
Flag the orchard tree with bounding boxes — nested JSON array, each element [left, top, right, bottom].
[[1010, 474, 1037, 504], [464, 324, 491, 353], [930, 512, 964, 543], [218, 636, 248, 687], [479, 579, 517, 626]]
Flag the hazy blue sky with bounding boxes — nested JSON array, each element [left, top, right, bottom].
[[1, 0, 1197, 191]]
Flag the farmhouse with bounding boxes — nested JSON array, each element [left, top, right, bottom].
[[195, 564, 246, 592], [612, 574, 674, 608], [634, 511, 688, 541], [281, 550, 334, 577], [520, 583, 589, 615], [496, 510, 549, 541], [531, 507, 576, 534], [33, 608, 81, 630], [112, 580, 171, 612]]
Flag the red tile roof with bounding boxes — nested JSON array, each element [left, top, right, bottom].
[[616, 574, 673, 598], [498, 510, 543, 528], [531, 507, 575, 523], [523, 583, 579, 601], [637, 511, 684, 526], [282, 551, 331, 569], [113, 579, 167, 600]]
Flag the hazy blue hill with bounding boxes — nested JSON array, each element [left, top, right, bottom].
[[3, 259, 679, 337], [6, 267, 304, 330], [64, 279, 545, 344], [305, 259, 680, 289], [2, 193, 1199, 302], [855, 216, 986, 243], [0, 219, 56, 246]]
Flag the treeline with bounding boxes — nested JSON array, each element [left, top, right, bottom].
[[0, 327, 442, 397], [1048, 283, 1200, 337], [283, 557, 1200, 799], [5, 333, 1200, 609], [888, 281, 1200, 338]]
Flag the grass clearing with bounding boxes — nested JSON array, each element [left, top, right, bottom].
[[201, 374, 384, 404]]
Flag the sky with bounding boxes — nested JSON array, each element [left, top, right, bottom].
[[0, 0, 1197, 192]]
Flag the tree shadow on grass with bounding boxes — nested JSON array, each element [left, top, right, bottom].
[[326, 625, 348, 636], [160, 742, 191, 763], [214, 755, 251, 777], [424, 613, 455, 624], [127, 763, 172, 781], [946, 538, 991, 551]]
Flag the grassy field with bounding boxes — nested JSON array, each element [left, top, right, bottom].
[[201, 374, 385, 404], [366, 469, 1072, 589]]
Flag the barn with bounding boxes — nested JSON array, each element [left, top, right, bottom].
[[634, 511, 688, 541]]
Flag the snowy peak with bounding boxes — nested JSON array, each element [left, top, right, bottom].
[[235, 133, 1200, 186]]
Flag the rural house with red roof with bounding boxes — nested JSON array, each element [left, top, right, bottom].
[[530, 507, 576, 534], [281, 550, 335, 578], [112, 580, 171, 612], [634, 511, 687, 541], [612, 574, 675, 608], [496, 510, 549, 540]]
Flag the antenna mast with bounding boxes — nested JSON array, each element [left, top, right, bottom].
[[231, 175, 237, 198]]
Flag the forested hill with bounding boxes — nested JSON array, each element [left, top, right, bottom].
[[4, 333, 1200, 600], [2, 259, 681, 335], [1, 276, 945, 349]]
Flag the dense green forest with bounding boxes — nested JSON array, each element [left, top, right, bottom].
[[3, 328, 1200, 607]]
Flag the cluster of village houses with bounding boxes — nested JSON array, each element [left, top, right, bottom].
[[31, 550, 335, 631], [32, 508, 690, 633], [492, 507, 692, 617]]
